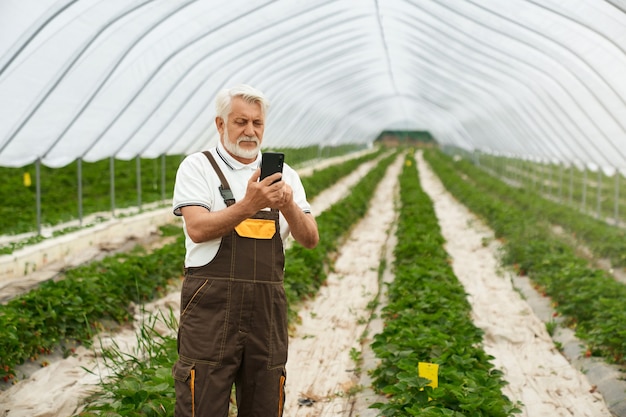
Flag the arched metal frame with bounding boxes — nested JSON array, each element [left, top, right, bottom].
[[0, 0, 624, 175]]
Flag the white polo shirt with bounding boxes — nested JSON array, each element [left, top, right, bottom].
[[172, 142, 312, 267]]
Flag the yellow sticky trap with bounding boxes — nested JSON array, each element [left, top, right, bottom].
[[418, 362, 439, 389], [23, 172, 32, 187]]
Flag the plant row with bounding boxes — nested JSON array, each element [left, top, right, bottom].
[[0, 155, 183, 238], [284, 149, 393, 319], [476, 154, 626, 239], [0, 144, 380, 257], [0, 224, 183, 382], [299, 147, 384, 201], [467, 154, 626, 267], [369, 152, 520, 416], [0, 148, 386, 382], [0, 145, 368, 242], [73, 151, 400, 415], [269, 143, 368, 167], [424, 149, 626, 365]]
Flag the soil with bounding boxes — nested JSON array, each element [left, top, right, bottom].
[[0, 150, 619, 417]]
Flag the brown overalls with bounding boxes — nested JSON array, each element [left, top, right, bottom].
[[173, 152, 287, 417]]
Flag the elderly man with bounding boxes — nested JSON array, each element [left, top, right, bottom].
[[172, 84, 319, 416]]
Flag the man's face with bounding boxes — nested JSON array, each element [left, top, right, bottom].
[[217, 96, 265, 163]]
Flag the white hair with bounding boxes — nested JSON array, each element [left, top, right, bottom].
[[215, 84, 270, 122]]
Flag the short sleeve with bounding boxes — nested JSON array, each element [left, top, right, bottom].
[[284, 164, 312, 215], [172, 153, 215, 216]]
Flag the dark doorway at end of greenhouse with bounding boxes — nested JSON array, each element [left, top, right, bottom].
[[375, 130, 435, 147]]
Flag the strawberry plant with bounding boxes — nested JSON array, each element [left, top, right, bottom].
[[0, 156, 184, 237], [0, 146, 375, 254], [268, 144, 368, 167], [75, 312, 179, 417], [284, 150, 397, 319], [440, 154, 626, 267], [0, 146, 369, 239], [299, 147, 384, 199], [370, 152, 520, 416], [424, 149, 626, 366], [0, 227, 184, 381]]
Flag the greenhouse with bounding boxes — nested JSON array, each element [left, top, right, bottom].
[[1, 1, 625, 416]]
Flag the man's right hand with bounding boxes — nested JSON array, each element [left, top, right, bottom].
[[243, 168, 284, 211]]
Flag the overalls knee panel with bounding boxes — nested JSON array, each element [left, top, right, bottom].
[[173, 152, 287, 417]]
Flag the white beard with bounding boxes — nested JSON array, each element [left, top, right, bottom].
[[223, 129, 260, 160]]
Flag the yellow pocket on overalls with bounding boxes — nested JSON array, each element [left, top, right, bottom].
[[234, 218, 276, 239]]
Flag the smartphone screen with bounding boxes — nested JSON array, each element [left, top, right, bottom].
[[260, 152, 284, 183]]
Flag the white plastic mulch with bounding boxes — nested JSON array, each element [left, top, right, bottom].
[[0, 151, 613, 417]]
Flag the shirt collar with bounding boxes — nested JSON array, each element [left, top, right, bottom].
[[216, 141, 261, 171]]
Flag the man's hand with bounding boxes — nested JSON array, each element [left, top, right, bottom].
[[242, 169, 285, 210], [276, 181, 294, 210], [182, 168, 317, 248], [261, 172, 318, 249]]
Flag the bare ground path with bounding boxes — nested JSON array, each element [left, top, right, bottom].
[[283, 154, 403, 416], [415, 151, 612, 417]]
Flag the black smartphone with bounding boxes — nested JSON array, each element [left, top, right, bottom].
[[260, 152, 284, 183]]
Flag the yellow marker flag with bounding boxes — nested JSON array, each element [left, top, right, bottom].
[[23, 172, 32, 187], [418, 362, 439, 389]]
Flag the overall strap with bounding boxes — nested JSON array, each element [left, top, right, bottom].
[[203, 151, 235, 207]]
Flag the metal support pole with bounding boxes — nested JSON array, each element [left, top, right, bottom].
[[582, 167, 587, 212], [161, 154, 166, 203], [615, 169, 621, 226], [547, 162, 553, 198], [136, 156, 142, 210], [569, 164, 574, 205], [110, 156, 116, 217], [540, 163, 544, 196], [596, 168, 602, 219], [36, 158, 42, 236], [522, 159, 527, 187], [558, 163, 564, 202], [77, 158, 83, 226]]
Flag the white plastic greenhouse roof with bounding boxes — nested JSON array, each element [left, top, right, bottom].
[[1, 0, 626, 172]]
